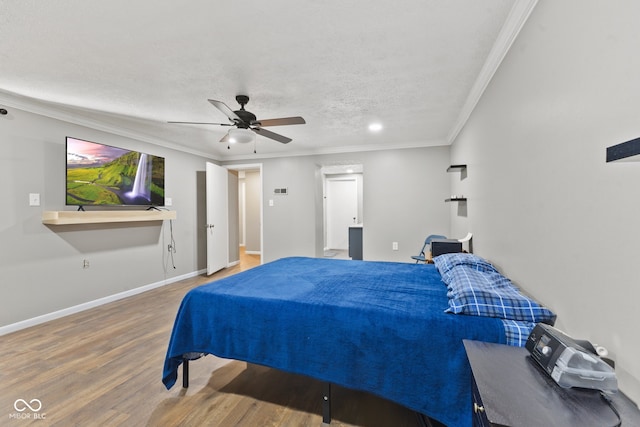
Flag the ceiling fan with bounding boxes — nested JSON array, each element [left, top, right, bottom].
[[168, 95, 305, 145]]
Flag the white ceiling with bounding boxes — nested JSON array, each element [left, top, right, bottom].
[[0, 0, 536, 160]]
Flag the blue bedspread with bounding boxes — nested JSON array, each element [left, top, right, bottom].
[[163, 257, 506, 427]]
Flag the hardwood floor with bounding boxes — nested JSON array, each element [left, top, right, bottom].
[[0, 249, 420, 426]]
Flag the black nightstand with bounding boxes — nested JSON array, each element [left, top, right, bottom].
[[463, 340, 640, 427]]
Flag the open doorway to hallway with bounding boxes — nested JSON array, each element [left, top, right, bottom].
[[227, 164, 263, 269], [238, 245, 261, 271]]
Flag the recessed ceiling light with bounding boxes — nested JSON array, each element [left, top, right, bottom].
[[368, 122, 383, 132]]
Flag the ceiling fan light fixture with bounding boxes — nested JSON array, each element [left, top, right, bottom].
[[228, 128, 255, 144]]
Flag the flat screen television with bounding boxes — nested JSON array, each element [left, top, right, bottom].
[[66, 136, 165, 207]]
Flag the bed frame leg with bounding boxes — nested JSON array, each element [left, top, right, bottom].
[[182, 359, 189, 388], [322, 382, 331, 425]]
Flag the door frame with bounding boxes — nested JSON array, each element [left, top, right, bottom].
[[226, 163, 264, 264], [320, 163, 364, 254]]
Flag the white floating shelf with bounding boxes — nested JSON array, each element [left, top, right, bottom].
[[42, 210, 176, 225]]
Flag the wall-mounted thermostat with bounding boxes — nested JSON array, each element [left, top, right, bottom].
[[274, 188, 288, 195]]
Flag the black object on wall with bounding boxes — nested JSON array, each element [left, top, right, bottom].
[[606, 136, 640, 162]]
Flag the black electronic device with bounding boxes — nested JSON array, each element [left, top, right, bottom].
[[526, 323, 617, 393], [431, 239, 462, 257], [66, 136, 165, 207]]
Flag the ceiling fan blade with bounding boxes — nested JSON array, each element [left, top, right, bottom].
[[255, 116, 306, 127], [252, 127, 292, 144], [168, 121, 232, 126], [208, 99, 241, 123]]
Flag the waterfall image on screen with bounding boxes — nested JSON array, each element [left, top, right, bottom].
[[66, 137, 165, 206], [126, 153, 151, 202]]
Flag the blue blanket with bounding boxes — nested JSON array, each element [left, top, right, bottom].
[[163, 257, 507, 427]]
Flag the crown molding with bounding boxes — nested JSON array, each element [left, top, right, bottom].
[[218, 138, 448, 162], [0, 89, 222, 161], [446, 0, 538, 144], [2, 89, 444, 161]]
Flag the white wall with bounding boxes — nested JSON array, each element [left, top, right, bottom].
[[450, 0, 640, 402], [0, 107, 213, 328], [361, 148, 451, 261]]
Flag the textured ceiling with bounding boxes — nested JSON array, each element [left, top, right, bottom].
[[0, 0, 533, 160]]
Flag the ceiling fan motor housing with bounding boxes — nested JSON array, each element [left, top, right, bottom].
[[234, 109, 257, 127], [234, 95, 257, 127]]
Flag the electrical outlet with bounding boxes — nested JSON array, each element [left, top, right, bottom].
[[29, 193, 40, 206], [392, 242, 399, 251], [165, 197, 173, 206]]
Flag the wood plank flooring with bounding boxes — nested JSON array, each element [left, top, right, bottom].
[[0, 250, 420, 426]]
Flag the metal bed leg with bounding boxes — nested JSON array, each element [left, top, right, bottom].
[[182, 359, 189, 388], [322, 382, 331, 425]]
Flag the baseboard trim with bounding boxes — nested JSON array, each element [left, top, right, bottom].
[[245, 250, 261, 255], [0, 269, 206, 336]]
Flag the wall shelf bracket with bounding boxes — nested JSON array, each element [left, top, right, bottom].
[[447, 164, 467, 172]]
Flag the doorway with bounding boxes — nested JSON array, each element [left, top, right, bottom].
[[227, 164, 263, 268], [321, 164, 363, 259], [326, 177, 358, 250]]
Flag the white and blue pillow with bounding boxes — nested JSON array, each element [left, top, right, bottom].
[[434, 253, 556, 328], [433, 252, 499, 284]]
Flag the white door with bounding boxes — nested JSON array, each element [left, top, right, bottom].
[[326, 178, 358, 250], [206, 162, 229, 275]]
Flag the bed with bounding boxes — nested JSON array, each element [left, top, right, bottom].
[[162, 255, 555, 427]]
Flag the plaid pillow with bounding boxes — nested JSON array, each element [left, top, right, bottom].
[[445, 266, 556, 324], [433, 252, 498, 284], [445, 266, 515, 298], [501, 319, 537, 347]]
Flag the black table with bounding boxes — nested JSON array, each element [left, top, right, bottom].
[[463, 340, 640, 427]]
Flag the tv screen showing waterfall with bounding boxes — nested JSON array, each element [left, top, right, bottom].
[[65, 137, 165, 207]]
